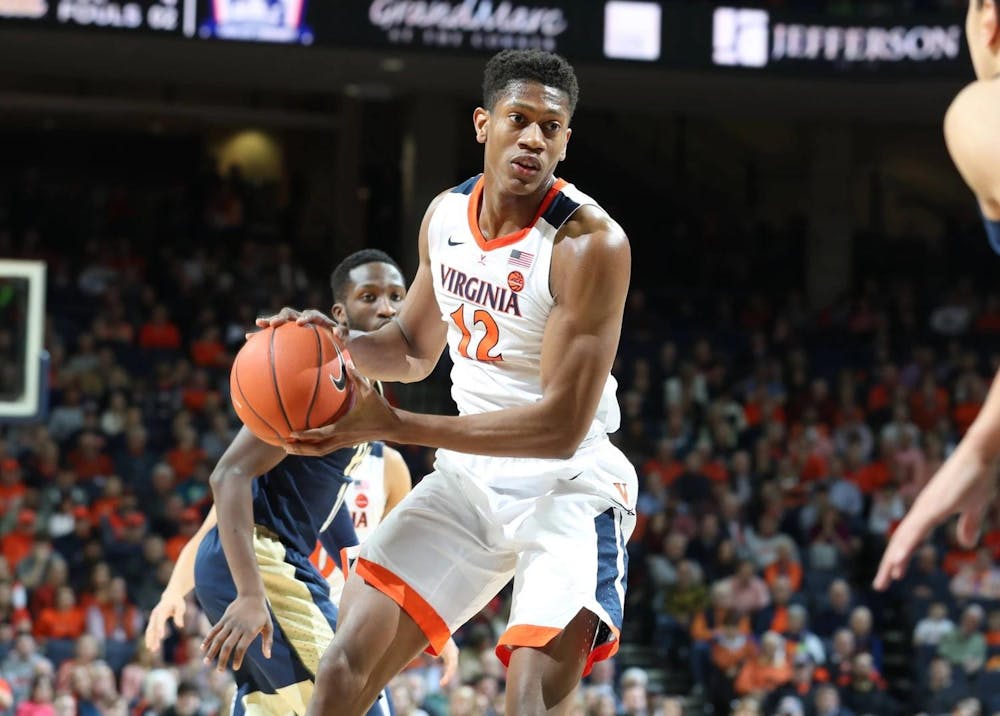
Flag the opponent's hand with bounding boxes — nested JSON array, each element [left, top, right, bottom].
[[145, 590, 186, 652], [284, 366, 397, 456], [438, 637, 460, 687], [201, 594, 273, 672], [873, 444, 998, 591]]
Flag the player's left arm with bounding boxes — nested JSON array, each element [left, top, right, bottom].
[[944, 79, 1000, 220], [288, 206, 629, 458], [381, 446, 412, 517]]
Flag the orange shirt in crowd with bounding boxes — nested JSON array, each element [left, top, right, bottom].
[[0, 481, 25, 515], [165, 535, 189, 564], [954, 402, 983, 436], [68, 452, 115, 481], [851, 461, 890, 495], [764, 560, 803, 593], [943, 548, 979, 577], [711, 638, 756, 673], [734, 655, 793, 696], [691, 609, 752, 643], [34, 606, 86, 640], [1, 532, 33, 570], [166, 447, 206, 481], [191, 339, 229, 368], [138, 322, 181, 350]]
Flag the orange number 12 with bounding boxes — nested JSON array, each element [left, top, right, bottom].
[[449, 305, 503, 362]]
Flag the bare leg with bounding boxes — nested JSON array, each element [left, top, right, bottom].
[[504, 609, 601, 716], [307, 573, 429, 716]]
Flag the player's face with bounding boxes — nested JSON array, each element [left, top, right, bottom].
[[474, 80, 572, 196], [967, 0, 1000, 79], [331, 262, 406, 333]]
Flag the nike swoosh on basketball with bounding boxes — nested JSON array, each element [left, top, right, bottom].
[[329, 350, 348, 391], [447, 236, 464, 246]]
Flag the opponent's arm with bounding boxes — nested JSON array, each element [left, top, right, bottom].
[[289, 206, 630, 460], [201, 427, 286, 671], [874, 368, 1000, 590], [144, 506, 218, 651], [944, 79, 1000, 220], [381, 446, 412, 517]]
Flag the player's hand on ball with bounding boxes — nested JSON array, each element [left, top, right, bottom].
[[201, 594, 274, 672], [873, 443, 998, 591], [145, 591, 186, 652], [285, 365, 396, 456], [250, 307, 346, 342]]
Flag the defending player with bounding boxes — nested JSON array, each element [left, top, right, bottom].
[[261, 49, 637, 716], [873, 0, 1000, 590], [149, 250, 408, 715]]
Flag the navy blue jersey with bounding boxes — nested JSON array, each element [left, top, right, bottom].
[[251, 447, 359, 558], [984, 213, 1000, 255]]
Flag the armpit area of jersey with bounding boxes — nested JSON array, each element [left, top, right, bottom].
[[982, 211, 1000, 255]]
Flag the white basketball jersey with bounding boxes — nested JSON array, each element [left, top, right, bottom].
[[428, 175, 622, 470], [344, 441, 387, 545]]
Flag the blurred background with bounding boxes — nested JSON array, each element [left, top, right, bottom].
[[0, 1, 997, 714]]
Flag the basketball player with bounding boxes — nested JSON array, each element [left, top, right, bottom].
[[308, 437, 411, 604], [873, 0, 1000, 591], [149, 250, 411, 715], [261, 49, 637, 715]]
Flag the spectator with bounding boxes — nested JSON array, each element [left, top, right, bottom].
[[654, 560, 708, 657], [720, 559, 771, 617], [841, 652, 900, 716], [746, 514, 797, 570], [3, 511, 39, 571], [904, 543, 952, 605], [813, 683, 853, 716], [812, 579, 854, 639], [138, 305, 181, 352], [734, 631, 793, 698], [763, 538, 803, 593], [86, 576, 142, 646], [847, 606, 883, 672], [950, 547, 1000, 600], [14, 674, 55, 716], [689, 582, 750, 689], [33, 585, 85, 641], [911, 657, 966, 716], [913, 601, 956, 648], [709, 610, 756, 714], [938, 604, 987, 677], [161, 680, 204, 716], [783, 605, 826, 666], [1, 634, 50, 705], [753, 575, 803, 637]]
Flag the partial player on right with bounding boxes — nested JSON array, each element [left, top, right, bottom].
[[874, 0, 1000, 590]]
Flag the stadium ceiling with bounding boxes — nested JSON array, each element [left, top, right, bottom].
[[0, 28, 964, 125]]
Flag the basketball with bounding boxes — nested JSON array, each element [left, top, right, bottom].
[[229, 323, 354, 446]]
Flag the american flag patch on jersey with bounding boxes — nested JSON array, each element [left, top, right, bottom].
[[508, 249, 534, 268]]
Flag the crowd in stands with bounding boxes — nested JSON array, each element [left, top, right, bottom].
[[2, 145, 1000, 716]]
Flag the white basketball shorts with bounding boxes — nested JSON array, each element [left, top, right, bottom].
[[354, 436, 637, 676]]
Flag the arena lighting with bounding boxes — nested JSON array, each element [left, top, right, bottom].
[[603, 1, 662, 62]]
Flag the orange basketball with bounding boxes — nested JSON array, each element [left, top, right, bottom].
[[229, 323, 354, 446]]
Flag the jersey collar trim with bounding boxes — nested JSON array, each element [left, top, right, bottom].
[[466, 175, 567, 252]]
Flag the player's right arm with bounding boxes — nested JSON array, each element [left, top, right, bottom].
[[201, 427, 286, 671], [874, 370, 1000, 590], [944, 79, 1000, 220], [144, 505, 218, 652]]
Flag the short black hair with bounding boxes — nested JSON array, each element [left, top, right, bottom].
[[482, 49, 579, 116], [329, 249, 402, 303]]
